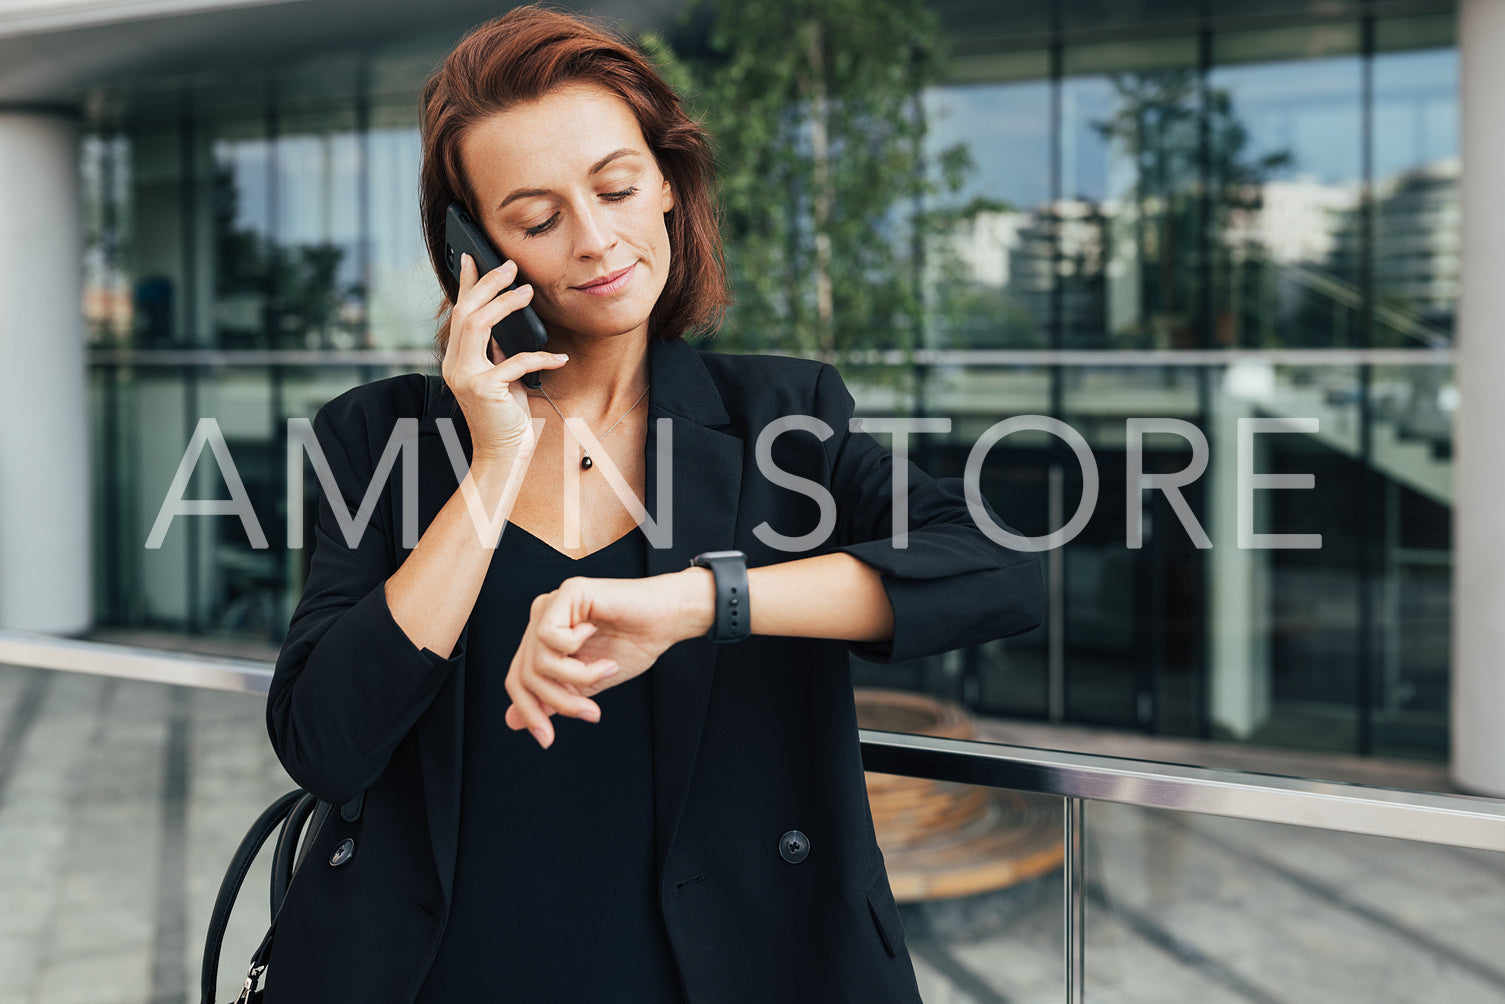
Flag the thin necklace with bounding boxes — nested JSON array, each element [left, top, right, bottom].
[[534, 375, 649, 471]]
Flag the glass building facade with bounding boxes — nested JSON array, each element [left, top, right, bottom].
[[80, 1, 1457, 759]]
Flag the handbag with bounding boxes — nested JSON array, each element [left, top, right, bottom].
[[199, 788, 328, 1004]]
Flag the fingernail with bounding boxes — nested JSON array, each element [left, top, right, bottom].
[[600, 663, 620, 677], [554, 353, 569, 361], [516, 283, 533, 296], [530, 728, 547, 747], [460, 252, 471, 271], [582, 708, 600, 723]]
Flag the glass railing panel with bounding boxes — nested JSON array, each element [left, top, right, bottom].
[[876, 781, 1065, 1002], [1084, 800, 1505, 1002], [0, 661, 293, 1004]]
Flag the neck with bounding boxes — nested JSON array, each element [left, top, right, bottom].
[[530, 327, 650, 420]]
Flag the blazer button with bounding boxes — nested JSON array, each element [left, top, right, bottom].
[[329, 838, 356, 867], [779, 830, 810, 864]]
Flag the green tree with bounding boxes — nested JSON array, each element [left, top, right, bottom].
[[657, 0, 979, 367], [1090, 70, 1291, 347]]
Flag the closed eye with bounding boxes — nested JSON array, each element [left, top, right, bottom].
[[524, 214, 559, 238], [521, 187, 639, 239]]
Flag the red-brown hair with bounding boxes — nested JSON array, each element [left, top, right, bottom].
[[419, 5, 728, 351]]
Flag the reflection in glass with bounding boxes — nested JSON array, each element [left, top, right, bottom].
[[368, 103, 434, 350], [211, 116, 274, 348], [1060, 367, 1207, 731], [1210, 31, 1363, 348], [1372, 20, 1458, 345], [122, 124, 194, 347], [1060, 38, 1203, 349], [82, 133, 134, 346], [275, 106, 365, 350], [925, 80, 1052, 348]]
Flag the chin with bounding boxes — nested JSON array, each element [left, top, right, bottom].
[[544, 309, 654, 342], [557, 298, 661, 339]]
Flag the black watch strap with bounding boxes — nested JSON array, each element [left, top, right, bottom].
[[689, 550, 750, 643]]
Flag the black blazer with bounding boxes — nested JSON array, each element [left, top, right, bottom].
[[265, 336, 1044, 1002]]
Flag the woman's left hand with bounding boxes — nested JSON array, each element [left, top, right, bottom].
[[504, 570, 711, 747]]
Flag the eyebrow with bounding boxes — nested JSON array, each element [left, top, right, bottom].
[[495, 148, 644, 212]]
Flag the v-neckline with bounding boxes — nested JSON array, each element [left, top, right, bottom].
[[504, 521, 642, 562]]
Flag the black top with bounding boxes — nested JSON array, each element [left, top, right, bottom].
[[415, 523, 685, 1002]]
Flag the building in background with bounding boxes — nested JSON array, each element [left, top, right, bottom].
[[5, 0, 1502, 794]]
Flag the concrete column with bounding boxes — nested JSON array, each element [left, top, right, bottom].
[[1454, 0, 1505, 796], [0, 110, 91, 634], [1208, 371, 1269, 740]]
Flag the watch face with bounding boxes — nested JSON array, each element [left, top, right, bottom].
[[692, 550, 746, 564]]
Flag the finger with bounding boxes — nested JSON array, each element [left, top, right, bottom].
[[441, 252, 475, 377], [523, 659, 603, 722], [491, 348, 570, 386], [457, 251, 475, 296], [453, 260, 521, 370], [455, 257, 519, 319], [537, 618, 596, 656], [535, 650, 618, 691], [572, 659, 623, 698], [504, 700, 560, 732], [504, 663, 557, 747]]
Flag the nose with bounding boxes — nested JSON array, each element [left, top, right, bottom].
[[574, 202, 617, 261]]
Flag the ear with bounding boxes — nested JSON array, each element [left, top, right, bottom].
[[660, 177, 675, 213]]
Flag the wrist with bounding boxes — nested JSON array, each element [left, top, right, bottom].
[[468, 445, 531, 488], [670, 567, 717, 642]]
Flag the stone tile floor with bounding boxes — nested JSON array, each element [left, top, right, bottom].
[[1, 661, 1502, 1003]]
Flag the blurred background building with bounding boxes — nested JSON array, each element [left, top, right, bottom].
[[3, 0, 1500, 795]]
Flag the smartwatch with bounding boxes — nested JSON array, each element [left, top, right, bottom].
[[689, 550, 750, 643]]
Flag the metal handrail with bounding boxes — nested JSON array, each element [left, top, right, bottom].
[[3, 629, 1502, 852], [0, 629, 273, 694], [858, 731, 1505, 853]]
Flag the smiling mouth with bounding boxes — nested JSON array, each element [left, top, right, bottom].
[[572, 263, 637, 295]]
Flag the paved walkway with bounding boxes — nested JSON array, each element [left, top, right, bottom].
[[0, 661, 1502, 1003]]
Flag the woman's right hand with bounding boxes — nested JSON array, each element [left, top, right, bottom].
[[442, 252, 568, 461]]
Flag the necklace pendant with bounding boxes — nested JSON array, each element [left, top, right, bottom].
[[581, 454, 593, 470]]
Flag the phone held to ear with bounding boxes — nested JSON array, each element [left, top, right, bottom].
[[443, 202, 550, 389]]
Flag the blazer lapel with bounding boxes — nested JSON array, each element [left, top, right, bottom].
[[643, 337, 743, 872]]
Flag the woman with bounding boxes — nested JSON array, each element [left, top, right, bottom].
[[265, 6, 1044, 1002]]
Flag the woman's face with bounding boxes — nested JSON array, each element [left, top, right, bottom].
[[459, 83, 675, 344]]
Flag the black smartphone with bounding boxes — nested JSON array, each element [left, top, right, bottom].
[[443, 202, 549, 389]]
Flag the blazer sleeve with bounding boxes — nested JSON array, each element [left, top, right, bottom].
[[815, 363, 1045, 664], [266, 387, 464, 804]]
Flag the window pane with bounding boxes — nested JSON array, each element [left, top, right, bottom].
[[926, 78, 1052, 348], [1061, 37, 1203, 350], [1372, 18, 1458, 346], [368, 103, 433, 350], [210, 115, 273, 349], [276, 104, 365, 349], [1209, 30, 1363, 348]]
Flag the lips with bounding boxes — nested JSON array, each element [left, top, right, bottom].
[[572, 262, 637, 296]]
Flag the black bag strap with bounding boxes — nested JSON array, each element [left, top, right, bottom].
[[269, 792, 321, 918], [200, 788, 307, 1004]]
